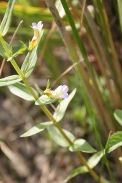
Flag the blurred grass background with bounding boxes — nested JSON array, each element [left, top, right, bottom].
[[0, 0, 122, 182]]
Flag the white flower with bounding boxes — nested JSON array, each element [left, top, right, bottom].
[[31, 21, 43, 37], [52, 85, 69, 99], [29, 21, 43, 51]]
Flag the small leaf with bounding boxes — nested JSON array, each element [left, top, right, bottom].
[[0, 75, 21, 87], [64, 150, 104, 182], [21, 121, 53, 137], [69, 139, 96, 153], [64, 165, 88, 182], [53, 89, 76, 122], [87, 150, 104, 168], [114, 109, 122, 126], [46, 79, 50, 89], [8, 82, 38, 101], [21, 42, 39, 78], [35, 95, 57, 105], [106, 131, 122, 153], [0, 40, 12, 58], [47, 126, 75, 147], [7, 42, 27, 61], [0, 0, 16, 36]]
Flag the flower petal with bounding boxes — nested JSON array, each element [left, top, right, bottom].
[[29, 21, 43, 51], [52, 85, 69, 99]]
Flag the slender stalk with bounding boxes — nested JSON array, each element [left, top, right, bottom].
[[10, 58, 72, 143], [11, 58, 104, 182], [0, 58, 5, 76], [83, 9, 121, 108], [94, 0, 122, 98], [44, 1, 109, 183], [117, 0, 122, 33], [0, 20, 23, 76], [9, 20, 23, 45], [60, 0, 116, 133], [0, 29, 106, 183], [80, 0, 86, 29], [77, 151, 102, 182], [0, 7, 107, 182]]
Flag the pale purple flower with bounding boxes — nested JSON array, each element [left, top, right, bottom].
[[29, 21, 43, 51], [52, 85, 69, 99], [31, 21, 43, 37]]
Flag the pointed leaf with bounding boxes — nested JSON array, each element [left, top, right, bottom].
[[7, 42, 27, 61], [0, 0, 16, 36], [0, 75, 21, 87], [47, 126, 75, 147], [0, 40, 12, 58], [46, 79, 50, 89], [53, 89, 76, 122], [35, 95, 57, 105], [114, 109, 122, 126], [21, 46, 38, 78], [8, 82, 38, 101], [87, 150, 104, 168], [21, 121, 53, 137], [69, 139, 96, 153], [64, 165, 88, 182], [64, 150, 104, 182], [106, 131, 122, 153]]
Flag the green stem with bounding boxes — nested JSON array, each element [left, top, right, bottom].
[[0, 16, 106, 183], [11, 58, 73, 143], [94, 0, 122, 100], [60, 0, 116, 134], [11, 59, 38, 100], [44, 1, 110, 182], [11, 52, 103, 183], [60, 0, 88, 63]]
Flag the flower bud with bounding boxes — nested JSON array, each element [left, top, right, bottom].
[[44, 85, 69, 99], [28, 21, 43, 51]]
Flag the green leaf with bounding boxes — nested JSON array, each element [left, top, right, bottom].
[[0, 0, 16, 36], [7, 42, 27, 61], [8, 82, 38, 101], [65, 131, 122, 182], [21, 46, 38, 78], [114, 109, 122, 126], [69, 139, 96, 153], [106, 131, 122, 153], [46, 79, 50, 89], [0, 40, 12, 58], [47, 126, 75, 147], [64, 151, 104, 182], [21, 121, 53, 137], [64, 166, 88, 182], [53, 89, 76, 122], [35, 95, 57, 105], [0, 75, 21, 87], [87, 150, 104, 168]]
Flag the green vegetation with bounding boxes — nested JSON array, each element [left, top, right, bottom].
[[0, 0, 122, 182]]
